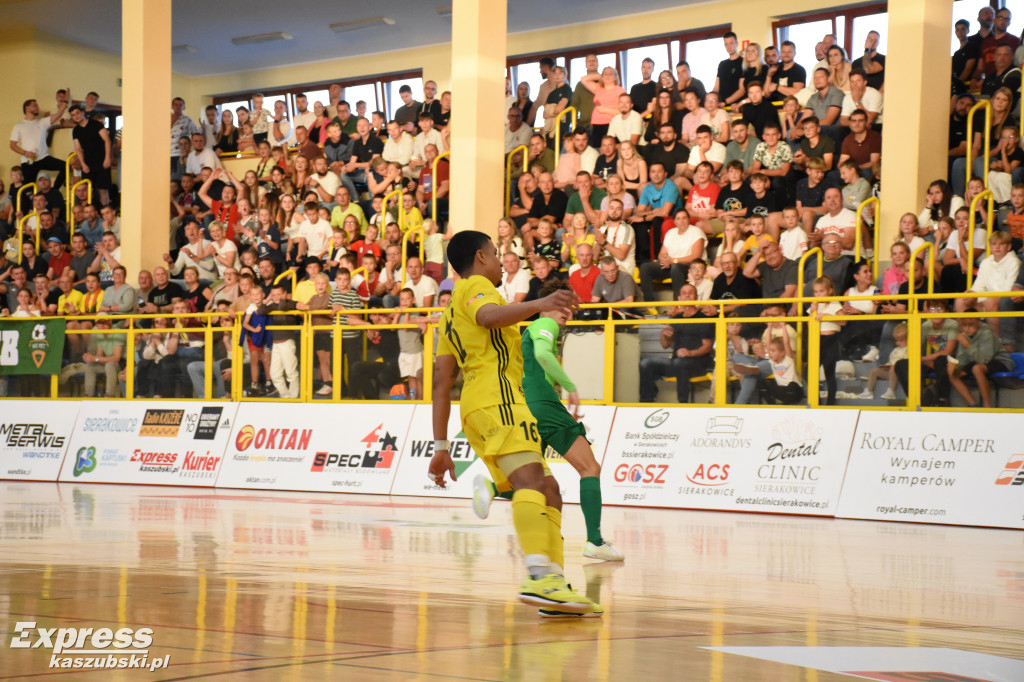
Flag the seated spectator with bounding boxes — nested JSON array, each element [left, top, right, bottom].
[[640, 209, 707, 301], [743, 241, 798, 314], [594, 200, 637, 276], [738, 214, 776, 265], [496, 216, 526, 262], [792, 116, 834, 174], [181, 265, 213, 312], [749, 122, 793, 207], [981, 44, 1021, 106], [678, 90, 708, 147], [568, 243, 599, 300], [986, 127, 1024, 203], [811, 188, 857, 253], [606, 94, 644, 147], [840, 69, 883, 128], [941, 207, 987, 293], [779, 206, 810, 260], [632, 162, 683, 263], [687, 162, 722, 236], [93, 231, 123, 284], [382, 120, 413, 168], [505, 106, 532, 154], [98, 266, 138, 316], [837, 109, 881, 182], [144, 265, 185, 314], [498, 251, 531, 304], [802, 233, 853, 297], [644, 91, 683, 146], [564, 171, 605, 231], [592, 135, 619, 187], [740, 82, 776, 140], [19, 242, 47, 279], [948, 94, 974, 174], [164, 222, 218, 281], [645, 123, 689, 192], [715, 161, 750, 228], [560, 214, 595, 267], [525, 255, 565, 303], [948, 309, 1015, 408], [524, 172, 568, 250], [895, 213, 927, 255], [617, 141, 648, 201], [918, 179, 965, 236], [44, 237, 71, 280], [952, 87, 1016, 197], [838, 159, 871, 211], [700, 92, 732, 145], [639, 284, 713, 403], [680, 126, 727, 190], [803, 68, 844, 142], [591, 256, 636, 304], [531, 219, 561, 263], [956, 231, 1020, 340], [756, 336, 804, 404], [136, 317, 180, 398], [83, 315, 125, 398]]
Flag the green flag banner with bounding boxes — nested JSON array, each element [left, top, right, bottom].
[[0, 318, 66, 375]]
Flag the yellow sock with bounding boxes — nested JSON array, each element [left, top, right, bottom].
[[545, 506, 564, 570], [512, 489, 550, 561]]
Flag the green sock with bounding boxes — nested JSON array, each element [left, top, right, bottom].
[[490, 480, 514, 500], [579, 476, 603, 546]]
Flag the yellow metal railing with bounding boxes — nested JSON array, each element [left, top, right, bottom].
[[381, 187, 407, 232], [967, 188, 995, 289], [965, 99, 992, 190], [796, 247, 823, 370], [16, 182, 38, 215], [505, 144, 528, 215], [553, 106, 578, 170], [909, 242, 936, 295], [17, 212, 40, 263], [431, 149, 450, 222], [400, 225, 426, 289], [67, 179, 93, 240], [4, 293, 1022, 411], [855, 196, 880, 277], [273, 269, 297, 291], [64, 152, 77, 208]]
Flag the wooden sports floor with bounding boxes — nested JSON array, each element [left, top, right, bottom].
[[0, 481, 1021, 681]]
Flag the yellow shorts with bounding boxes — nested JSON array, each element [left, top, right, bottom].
[[463, 403, 550, 493]]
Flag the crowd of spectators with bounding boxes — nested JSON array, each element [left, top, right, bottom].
[[2, 11, 1023, 406]]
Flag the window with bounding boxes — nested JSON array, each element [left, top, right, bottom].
[[345, 83, 379, 115], [1002, 0, 1024, 40], [300, 89, 330, 111], [569, 52, 619, 84], [851, 13, 889, 57], [624, 45, 670, 91], [778, 19, 834, 76], [219, 100, 250, 120], [952, 0, 995, 53], [683, 36, 726, 92], [386, 77, 424, 119]]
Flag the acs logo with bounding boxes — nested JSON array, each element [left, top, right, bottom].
[[686, 463, 730, 486]]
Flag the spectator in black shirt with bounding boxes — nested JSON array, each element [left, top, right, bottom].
[[851, 31, 885, 91], [639, 284, 714, 403], [715, 31, 746, 106], [525, 172, 568, 250], [952, 19, 978, 95], [629, 57, 658, 115], [345, 117, 384, 185], [592, 135, 619, 188], [740, 83, 777, 139]]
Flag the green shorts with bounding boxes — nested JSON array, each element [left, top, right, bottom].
[[528, 398, 587, 458]]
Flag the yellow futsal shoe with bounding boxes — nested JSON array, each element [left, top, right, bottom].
[[538, 601, 605, 618], [519, 574, 594, 613]]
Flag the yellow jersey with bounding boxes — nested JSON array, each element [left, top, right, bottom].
[[437, 275, 526, 421]]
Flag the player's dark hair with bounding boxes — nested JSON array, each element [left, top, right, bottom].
[[446, 230, 493, 277], [538, 278, 572, 298]]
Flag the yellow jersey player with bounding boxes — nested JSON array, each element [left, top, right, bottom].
[[428, 230, 601, 617]]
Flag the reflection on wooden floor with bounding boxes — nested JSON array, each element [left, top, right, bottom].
[[0, 482, 1021, 681]]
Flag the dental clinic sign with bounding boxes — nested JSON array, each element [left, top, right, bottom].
[[0, 319, 65, 374]]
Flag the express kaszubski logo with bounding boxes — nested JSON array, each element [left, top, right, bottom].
[[235, 425, 312, 452], [9, 621, 169, 671], [129, 449, 178, 473], [996, 455, 1024, 486], [310, 424, 397, 472], [139, 409, 184, 437]]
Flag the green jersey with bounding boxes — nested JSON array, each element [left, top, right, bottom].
[[522, 317, 576, 404]]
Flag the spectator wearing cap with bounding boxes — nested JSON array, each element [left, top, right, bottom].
[[33, 173, 64, 221], [44, 237, 71, 280]]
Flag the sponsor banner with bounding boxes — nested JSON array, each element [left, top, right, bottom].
[[389, 405, 616, 502], [217, 403, 414, 493], [602, 407, 857, 514], [837, 412, 1024, 529], [0, 318, 65, 374], [59, 402, 238, 486], [388, 405, 488, 499], [0, 401, 78, 481]]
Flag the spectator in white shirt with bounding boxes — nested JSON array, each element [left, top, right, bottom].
[[957, 231, 1021, 340], [185, 132, 222, 176]]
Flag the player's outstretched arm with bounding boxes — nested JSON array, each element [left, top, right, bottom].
[[476, 289, 579, 329], [429, 353, 459, 488]]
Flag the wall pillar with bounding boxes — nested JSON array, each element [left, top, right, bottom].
[[877, 0, 953, 256], [449, 0, 507, 239], [120, 0, 171, 278]]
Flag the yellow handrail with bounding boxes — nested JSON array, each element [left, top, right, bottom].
[[553, 106, 578, 170], [855, 195, 880, 278], [796, 247, 823, 297], [68, 179, 93, 241], [505, 144, 528, 215], [64, 153, 77, 218], [431, 149, 450, 222], [16, 183, 38, 215], [17, 212, 40, 263], [967, 188, 995, 290], [400, 226, 426, 288], [273, 269, 297, 291], [381, 187, 406, 232], [965, 99, 992, 190], [909, 242, 936, 295]]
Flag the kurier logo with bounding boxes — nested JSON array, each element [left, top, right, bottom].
[[644, 409, 670, 429], [139, 409, 184, 438], [995, 455, 1024, 486], [310, 423, 397, 471], [72, 446, 98, 477]]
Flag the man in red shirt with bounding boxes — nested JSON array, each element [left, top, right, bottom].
[[198, 168, 244, 241], [568, 243, 599, 303], [44, 238, 72, 280]]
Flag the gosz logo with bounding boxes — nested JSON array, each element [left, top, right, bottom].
[[644, 409, 670, 429], [73, 446, 98, 477], [614, 463, 669, 484], [310, 423, 397, 472], [995, 455, 1024, 486]]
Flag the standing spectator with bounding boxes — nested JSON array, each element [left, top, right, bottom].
[[570, 53, 600, 136], [185, 132, 222, 176], [851, 31, 886, 90], [579, 66, 625, 145], [394, 85, 420, 134], [980, 7, 1020, 80], [629, 57, 657, 115], [170, 97, 198, 176], [715, 31, 745, 106], [527, 57, 556, 126], [69, 104, 112, 206], [952, 20, 978, 95], [261, 284, 300, 398], [10, 95, 69, 188], [767, 41, 807, 101], [639, 284, 713, 403]]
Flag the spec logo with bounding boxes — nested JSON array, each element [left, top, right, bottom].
[[613, 463, 669, 484], [644, 409, 670, 429], [995, 455, 1024, 486], [235, 425, 256, 451], [73, 446, 97, 477]]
